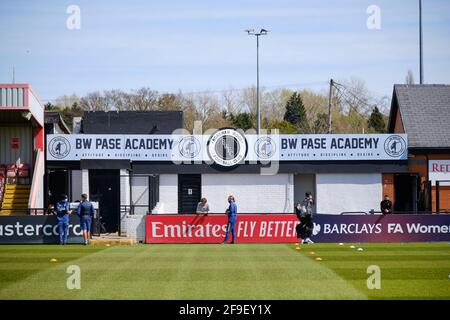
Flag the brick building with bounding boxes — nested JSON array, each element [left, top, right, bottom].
[[388, 84, 450, 213]]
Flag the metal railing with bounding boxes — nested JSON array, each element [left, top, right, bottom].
[[0, 207, 100, 216], [120, 205, 152, 216]]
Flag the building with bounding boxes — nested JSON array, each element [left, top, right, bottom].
[[388, 84, 450, 213], [45, 110, 184, 234], [0, 84, 45, 214], [45, 110, 409, 237]]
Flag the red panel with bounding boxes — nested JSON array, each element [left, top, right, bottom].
[[146, 214, 299, 243], [10, 137, 20, 149], [35, 127, 44, 151]]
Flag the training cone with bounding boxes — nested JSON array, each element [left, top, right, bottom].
[[315, 257, 322, 261], [357, 248, 364, 251], [50, 258, 57, 262], [350, 245, 355, 249], [339, 243, 344, 246], [106, 244, 111, 247], [309, 251, 315, 255]]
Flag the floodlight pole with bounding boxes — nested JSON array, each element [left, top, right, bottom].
[[247, 29, 268, 135], [419, 0, 424, 84], [256, 34, 260, 135]]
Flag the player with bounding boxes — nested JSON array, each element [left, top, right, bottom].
[[77, 193, 95, 245], [56, 194, 70, 245], [222, 195, 237, 244], [295, 192, 314, 244]]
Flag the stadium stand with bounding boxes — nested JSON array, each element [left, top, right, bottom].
[[0, 163, 31, 215]]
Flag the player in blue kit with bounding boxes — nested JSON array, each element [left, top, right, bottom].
[[222, 195, 237, 244], [77, 193, 95, 245], [56, 194, 70, 245]]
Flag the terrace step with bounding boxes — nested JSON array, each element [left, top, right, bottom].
[[5, 184, 31, 190], [0, 209, 28, 215]]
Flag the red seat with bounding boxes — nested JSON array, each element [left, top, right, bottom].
[[17, 163, 29, 178], [18, 170, 29, 178], [17, 163, 30, 178], [6, 164, 17, 178]]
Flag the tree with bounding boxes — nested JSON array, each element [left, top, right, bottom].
[[60, 102, 85, 129], [283, 92, 310, 133], [79, 91, 109, 111], [367, 106, 385, 133], [229, 112, 254, 131], [128, 87, 158, 111], [405, 70, 415, 85], [268, 119, 298, 134], [44, 102, 59, 110], [312, 113, 329, 133]]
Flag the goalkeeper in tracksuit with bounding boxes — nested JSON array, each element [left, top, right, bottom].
[[295, 192, 314, 244]]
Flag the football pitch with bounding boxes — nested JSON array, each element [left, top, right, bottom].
[[0, 242, 449, 300]]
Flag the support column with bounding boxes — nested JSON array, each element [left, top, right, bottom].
[[81, 169, 89, 196]]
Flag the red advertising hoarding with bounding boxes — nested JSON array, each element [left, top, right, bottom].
[[146, 214, 299, 243]]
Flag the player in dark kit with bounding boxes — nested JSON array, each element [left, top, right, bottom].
[[380, 195, 393, 214], [77, 193, 95, 245], [295, 192, 315, 245]]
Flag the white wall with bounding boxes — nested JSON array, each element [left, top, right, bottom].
[[120, 169, 130, 208], [123, 214, 146, 242], [28, 90, 44, 124], [316, 173, 381, 214], [202, 174, 294, 213], [119, 169, 130, 234], [158, 174, 178, 213], [131, 176, 149, 215]]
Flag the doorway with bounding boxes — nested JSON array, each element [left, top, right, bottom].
[[178, 174, 201, 213], [294, 174, 316, 207], [89, 170, 120, 233], [47, 169, 70, 206], [394, 173, 420, 213]]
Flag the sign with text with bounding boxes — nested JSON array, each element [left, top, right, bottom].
[[47, 132, 407, 163], [145, 214, 450, 243], [0, 215, 83, 244], [429, 159, 450, 185]]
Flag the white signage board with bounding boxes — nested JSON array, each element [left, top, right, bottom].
[[429, 160, 450, 185], [47, 132, 408, 165]]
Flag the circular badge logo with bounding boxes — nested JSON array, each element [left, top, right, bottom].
[[384, 135, 406, 157], [49, 137, 71, 159], [178, 136, 201, 159], [207, 129, 247, 167], [254, 136, 276, 159]]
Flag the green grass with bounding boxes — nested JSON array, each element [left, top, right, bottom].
[[0, 242, 449, 300]]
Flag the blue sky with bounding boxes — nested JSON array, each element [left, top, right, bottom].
[[1, 0, 449, 102]]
